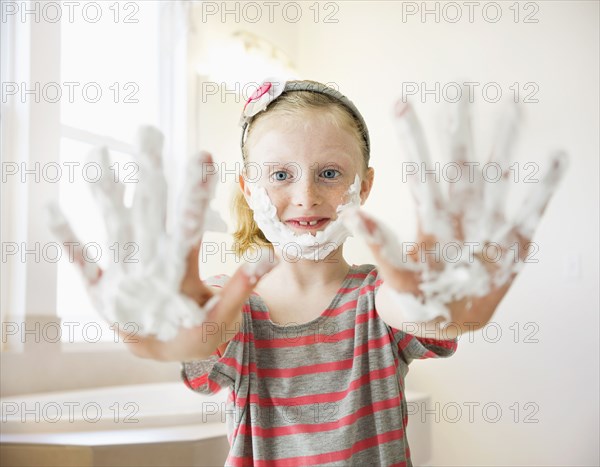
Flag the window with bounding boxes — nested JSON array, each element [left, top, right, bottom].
[[1, 1, 195, 350], [57, 3, 160, 343]]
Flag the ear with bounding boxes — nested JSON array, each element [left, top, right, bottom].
[[360, 167, 375, 205], [238, 173, 252, 205]]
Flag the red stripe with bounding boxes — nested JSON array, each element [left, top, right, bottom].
[[219, 357, 254, 376], [397, 332, 414, 352], [219, 331, 393, 385], [235, 396, 401, 438], [249, 276, 383, 325], [216, 304, 385, 353], [252, 296, 362, 323], [207, 378, 222, 393], [354, 332, 394, 361], [229, 427, 404, 466], [252, 309, 271, 320], [186, 373, 223, 394], [254, 327, 355, 348], [258, 357, 354, 378], [187, 373, 208, 390], [393, 332, 458, 358], [326, 299, 358, 318], [235, 363, 397, 407], [416, 336, 458, 351], [218, 330, 392, 382]]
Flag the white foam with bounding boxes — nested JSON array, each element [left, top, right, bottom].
[[247, 174, 362, 261], [46, 130, 229, 341]]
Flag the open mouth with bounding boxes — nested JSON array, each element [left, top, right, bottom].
[[285, 218, 330, 230]]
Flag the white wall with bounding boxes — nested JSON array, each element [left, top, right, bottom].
[[193, 1, 598, 465], [294, 1, 599, 465]]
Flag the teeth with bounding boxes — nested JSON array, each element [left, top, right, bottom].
[[297, 220, 320, 226]]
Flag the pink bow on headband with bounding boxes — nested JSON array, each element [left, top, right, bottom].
[[239, 79, 287, 127]]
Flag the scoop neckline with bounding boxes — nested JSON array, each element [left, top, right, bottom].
[[254, 264, 357, 330]]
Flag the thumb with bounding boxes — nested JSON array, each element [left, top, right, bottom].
[[203, 248, 279, 322]]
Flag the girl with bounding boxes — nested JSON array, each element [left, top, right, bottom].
[[181, 80, 462, 466], [48, 79, 566, 466]]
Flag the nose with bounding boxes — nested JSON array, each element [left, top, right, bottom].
[[291, 177, 322, 208]]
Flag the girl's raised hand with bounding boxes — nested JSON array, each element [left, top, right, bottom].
[[343, 92, 568, 334], [45, 126, 277, 348]]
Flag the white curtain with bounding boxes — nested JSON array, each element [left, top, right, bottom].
[[158, 1, 199, 232]]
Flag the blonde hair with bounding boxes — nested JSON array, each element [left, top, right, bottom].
[[231, 80, 369, 257]]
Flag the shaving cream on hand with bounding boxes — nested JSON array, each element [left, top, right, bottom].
[[45, 126, 228, 341], [342, 93, 568, 326]]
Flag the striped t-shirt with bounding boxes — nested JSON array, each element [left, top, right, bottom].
[[181, 264, 458, 466]]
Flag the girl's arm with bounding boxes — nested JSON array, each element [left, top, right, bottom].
[[122, 289, 241, 362], [46, 136, 278, 359]]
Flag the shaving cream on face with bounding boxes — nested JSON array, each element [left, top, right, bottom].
[[247, 174, 362, 261]]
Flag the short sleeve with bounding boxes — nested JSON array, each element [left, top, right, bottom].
[[180, 274, 247, 395], [389, 327, 458, 366], [369, 268, 458, 366]]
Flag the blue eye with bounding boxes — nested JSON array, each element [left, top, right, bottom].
[[272, 171, 289, 181], [321, 169, 340, 179]]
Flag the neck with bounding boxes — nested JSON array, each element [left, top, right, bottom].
[[265, 244, 351, 291]]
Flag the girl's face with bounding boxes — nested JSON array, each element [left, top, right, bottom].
[[240, 109, 374, 234]]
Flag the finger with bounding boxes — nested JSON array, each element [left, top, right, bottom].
[[480, 103, 522, 240], [511, 150, 569, 238], [341, 207, 423, 275], [203, 248, 279, 326], [492, 151, 569, 245], [44, 201, 102, 285], [173, 248, 279, 341], [444, 86, 485, 243], [394, 99, 453, 241], [87, 146, 131, 262], [486, 151, 569, 288], [131, 126, 168, 266], [180, 244, 214, 304], [175, 151, 227, 252]]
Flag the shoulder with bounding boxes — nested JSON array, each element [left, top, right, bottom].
[[348, 263, 382, 289]]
